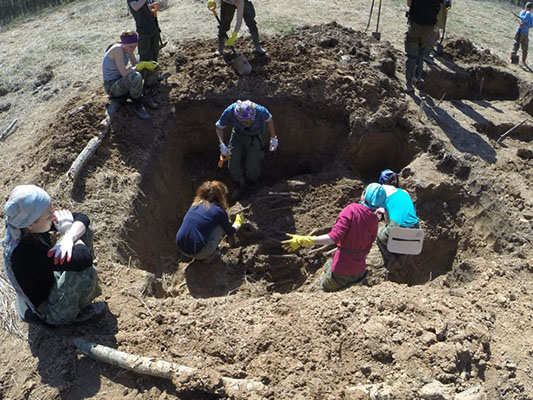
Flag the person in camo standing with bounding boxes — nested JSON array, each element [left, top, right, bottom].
[[404, 0, 442, 93], [102, 31, 158, 120], [216, 100, 278, 200], [127, 0, 161, 104], [207, 0, 266, 56]]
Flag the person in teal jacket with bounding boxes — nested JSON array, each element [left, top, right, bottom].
[[376, 169, 419, 267]]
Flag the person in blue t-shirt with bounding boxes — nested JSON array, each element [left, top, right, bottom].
[[510, 2, 533, 66], [216, 100, 278, 199], [376, 169, 420, 267], [176, 181, 244, 262]]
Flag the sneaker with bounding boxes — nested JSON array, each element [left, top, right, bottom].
[[157, 72, 171, 82], [215, 49, 224, 57], [132, 103, 151, 120], [254, 46, 266, 56], [405, 83, 414, 94], [74, 301, 106, 323], [144, 96, 159, 110], [414, 77, 425, 87]]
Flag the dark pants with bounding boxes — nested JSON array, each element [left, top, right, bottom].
[[219, 0, 260, 45], [228, 131, 264, 186], [138, 29, 160, 86], [405, 22, 436, 84]]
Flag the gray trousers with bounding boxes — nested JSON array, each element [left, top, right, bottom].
[[219, 0, 260, 45], [405, 21, 436, 83], [103, 71, 143, 99], [179, 226, 224, 260]]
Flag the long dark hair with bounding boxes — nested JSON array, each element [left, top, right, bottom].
[[192, 181, 229, 211]]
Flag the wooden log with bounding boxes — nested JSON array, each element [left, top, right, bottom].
[[74, 338, 267, 395]]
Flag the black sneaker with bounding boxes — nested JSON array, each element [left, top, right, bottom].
[[144, 96, 159, 110], [132, 103, 151, 120], [74, 301, 106, 323]]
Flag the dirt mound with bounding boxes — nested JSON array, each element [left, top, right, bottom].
[[443, 36, 506, 66], [1, 23, 533, 400]]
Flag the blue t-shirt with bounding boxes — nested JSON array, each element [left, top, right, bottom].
[[385, 189, 419, 227], [176, 202, 236, 255], [216, 103, 272, 135], [517, 11, 533, 35]]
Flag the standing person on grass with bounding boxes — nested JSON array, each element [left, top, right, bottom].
[[127, 0, 162, 103], [404, 0, 441, 93], [2, 185, 104, 326], [207, 0, 266, 56], [282, 183, 387, 292], [510, 2, 533, 67], [375, 169, 420, 268], [102, 31, 158, 120], [216, 100, 278, 200], [176, 181, 244, 263]]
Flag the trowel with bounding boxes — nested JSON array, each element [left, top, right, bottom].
[[210, 8, 252, 75]]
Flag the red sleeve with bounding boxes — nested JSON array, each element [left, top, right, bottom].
[[328, 206, 352, 244]]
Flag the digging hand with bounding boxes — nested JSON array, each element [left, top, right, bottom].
[[269, 136, 279, 151], [207, 0, 216, 11], [220, 143, 231, 157], [282, 234, 316, 251], [47, 234, 75, 265], [225, 32, 238, 47], [136, 61, 159, 71], [53, 209, 74, 234], [232, 213, 244, 230]]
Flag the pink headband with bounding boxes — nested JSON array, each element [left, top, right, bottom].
[[121, 35, 139, 44]]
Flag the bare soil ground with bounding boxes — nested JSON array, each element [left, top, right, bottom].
[[1, 1, 533, 400]]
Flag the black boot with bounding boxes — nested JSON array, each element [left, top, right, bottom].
[[131, 98, 150, 120], [251, 31, 266, 55], [143, 95, 159, 110]]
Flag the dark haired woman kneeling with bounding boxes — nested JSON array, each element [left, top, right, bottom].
[[176, 181, 243, 262]]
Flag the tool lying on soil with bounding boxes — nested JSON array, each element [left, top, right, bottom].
[[209, 5, 252, 75], [496, 118, 530, 144]]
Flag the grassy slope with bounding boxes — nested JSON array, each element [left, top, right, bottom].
[[0, 0, 525, 133]]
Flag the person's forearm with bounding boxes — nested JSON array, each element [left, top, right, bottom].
[[233, 0, 244, 32], [129, 0, 146, 11], [266, 120, 276, 138], [314, 234, 335, 246], [66, 221, 87, 242], [216, 126, 225, 144]]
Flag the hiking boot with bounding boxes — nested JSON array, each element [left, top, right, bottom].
[[254, 45, 266, 56], [405, 82, 414, 94], [131, 100, 150, 120], [144, 96, 159, 110], [414, 77, 425, 87], [74, 301, 106, 323]]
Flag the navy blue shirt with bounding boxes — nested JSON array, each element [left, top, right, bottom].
[[176, 202, 236, 254], [216, 103, 272, 135]]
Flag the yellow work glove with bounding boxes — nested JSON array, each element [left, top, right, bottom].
[[136, 61, 158, 71], [282, 234, 316, 251], [225, 31, 238, 47], [207, 0, 216, 10], [232, 213, 244, 230]]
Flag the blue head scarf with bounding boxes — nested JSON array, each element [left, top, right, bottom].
[[362, 183, 386, 210]]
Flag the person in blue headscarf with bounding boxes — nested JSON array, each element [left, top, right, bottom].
[[2, 185, 104, 326], [376, 169, 420, 267], [282, 183, 386, 292]]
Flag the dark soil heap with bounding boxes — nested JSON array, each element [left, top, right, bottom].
[[1, 23, 533, 400]]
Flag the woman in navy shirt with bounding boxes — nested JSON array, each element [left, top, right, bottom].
[[176, 181, 243, 261]]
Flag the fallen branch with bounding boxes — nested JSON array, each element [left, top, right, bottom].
[[74, 339, 267, 396], [0, 118, 18, 142], [496, 118, 529, 144]]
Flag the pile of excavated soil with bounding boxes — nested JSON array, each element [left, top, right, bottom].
[[1, 23, 533, 400]]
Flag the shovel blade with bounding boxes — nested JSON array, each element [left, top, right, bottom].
[[230, 54, 252, 75], [372, 32, 381, 41]]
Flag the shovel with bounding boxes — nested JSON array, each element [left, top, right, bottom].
[[372, 0, 382, 40], [210, 8, 252, 75], [435, 8, 448, 56]]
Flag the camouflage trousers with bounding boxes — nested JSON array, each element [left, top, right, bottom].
[[40, 229, 102, 326], [318, 258, 367, 292], [511, 32, 529, 59], [103, 71, 143, 99]]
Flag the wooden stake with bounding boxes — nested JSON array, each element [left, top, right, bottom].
[[496, 118, 529, 144], [74, 339, 267, 395]]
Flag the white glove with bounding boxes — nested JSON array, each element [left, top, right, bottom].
[[220, 143, 231, 157], [269, 136, 278, 152], [53, 209, 74, 234], [47, 234, 75, 265]]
